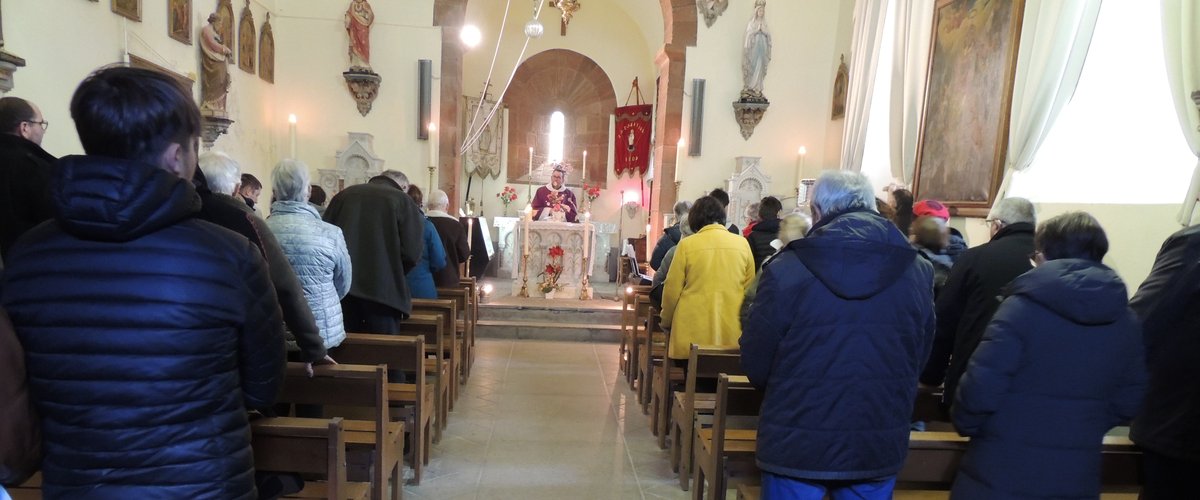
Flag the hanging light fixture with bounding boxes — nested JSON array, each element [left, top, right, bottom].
[[524, 0, 545, 38]]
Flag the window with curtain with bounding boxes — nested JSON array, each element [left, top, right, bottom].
[[859, 0, 899, 196], [548, 111, 565, 163], [1008, 0, 1194, 204]]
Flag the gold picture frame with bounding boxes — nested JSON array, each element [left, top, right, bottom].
[[913, 0, 1025, 217], [111, 0, 141, 22], [168, 0, 192, 45]]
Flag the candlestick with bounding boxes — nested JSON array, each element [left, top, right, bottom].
[[427, 123, 438, 170], [675, 138, 684, 183], [288, 114, 297, 159]]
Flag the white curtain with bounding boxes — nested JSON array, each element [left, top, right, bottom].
[[995, 0, 1103, 199], [888, 0, 935, 185], [839, 0, 889, 172], [1162, 0, 1200, 225]]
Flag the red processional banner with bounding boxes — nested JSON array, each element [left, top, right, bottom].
[[614, 104, 653, 176]]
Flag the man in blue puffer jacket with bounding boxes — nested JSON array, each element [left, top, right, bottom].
[[742, 171, 935, 499], [0, 66, 286, 499]]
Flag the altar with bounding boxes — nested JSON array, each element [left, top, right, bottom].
[[494, 217, 616, 298]]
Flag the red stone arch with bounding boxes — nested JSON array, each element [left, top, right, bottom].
[[504, 49, 616, 188]]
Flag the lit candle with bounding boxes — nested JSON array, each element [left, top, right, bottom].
[[582, 150, 588, 183], [796, 145, 808, 186], [288, 114, 297, 159], [522, 205, 531, 256], [428, 123, 438, 167], [675, 138, 685, 183]]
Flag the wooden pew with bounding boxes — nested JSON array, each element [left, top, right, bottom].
[[627, 292, 653, 392], [692, 374, 761, 500], [411, 299, 460, 409], [251, 417, 371, 500], [649, 320, 684, 448], [619, 284, 650, 379], [900, 431, 1143, 492], [333, 334, 434, 485], [637, 304, 666, 412], [396, 313, 449, 444], [271, 363, 404, 500], [7, 472, 41, 500], [436, 285, 474, 383], [671, 345, 743, 491]]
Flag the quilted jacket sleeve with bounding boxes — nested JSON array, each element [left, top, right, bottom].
[[953, 298, 1025, 436], [236, 241, 288, 410], [332, 227, 353, 299], [252, 214, 327, 362]]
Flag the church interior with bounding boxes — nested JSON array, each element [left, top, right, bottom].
[[1, 0, 1197, 498]]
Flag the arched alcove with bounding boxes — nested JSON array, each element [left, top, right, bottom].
[[504, 49, 617, 187]]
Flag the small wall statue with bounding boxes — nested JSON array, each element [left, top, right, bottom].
[[732, 0, 771, 140], [199, 10, 235, 148], [343, 0, 381, 116], [698, 0, 729, 28]]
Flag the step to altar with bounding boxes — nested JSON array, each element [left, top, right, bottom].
[[474, 280, 626, 342]]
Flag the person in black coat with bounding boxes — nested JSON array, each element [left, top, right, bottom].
[[0, 67, 285, 499], [952, 212, 1146, 499], [709, 188, 740, 234], [195, 152, 330, 369], [0, 97, 56, 261], [921, 197, 1037, 407], [741, 171, 934, 498], [746, 196, 782, 270], [1128, 224, 1200, 498], [650, 200, 690, 269], [425, 189, 470, 288]]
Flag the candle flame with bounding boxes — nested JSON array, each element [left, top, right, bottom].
[[287, 114, 297, 124], [798, 146, 808, 155]]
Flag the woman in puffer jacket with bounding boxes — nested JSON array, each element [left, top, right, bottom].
[[952, 212, 1147, 499], [266, 159, 353, 349]]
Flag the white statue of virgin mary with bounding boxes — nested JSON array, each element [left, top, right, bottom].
[[741, 0, 771, 100]]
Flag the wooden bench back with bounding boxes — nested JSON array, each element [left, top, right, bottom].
[[687, 345, 742, 396], [398, 313, 444, 356], [336, 333, 425, 373], [252, 416, 347, 479], [276, 363, 388, 441]]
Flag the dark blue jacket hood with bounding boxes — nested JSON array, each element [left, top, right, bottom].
[[790, 209, 917, 299], [1007, 258, 1128, 325], [52, 155, 201, 242]]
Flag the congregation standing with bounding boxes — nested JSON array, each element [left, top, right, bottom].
[[0, 65, 1196, 500]]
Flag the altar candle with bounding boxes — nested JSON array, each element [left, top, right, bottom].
[[796, 145, 807, 185], [428, 123, 438, 167], [528, 146, 534, 199], [288, 114, 297, 159], [582, 150, 588, 182], [522, 207, 531, 256], [675, 138, 685, 183]]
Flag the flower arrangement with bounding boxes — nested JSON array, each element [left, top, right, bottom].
[[537, 245, 565, 294], [496, 186, 518, 214], [582, 183, 601, 202]]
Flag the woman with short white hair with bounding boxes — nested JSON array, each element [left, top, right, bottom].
[[265, 159, 353, 349]]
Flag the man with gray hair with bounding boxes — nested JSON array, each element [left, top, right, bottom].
[[650, 200, 692, 269], [741, 170, 934, 498], [920, 196, 1036, 409], [324, 169, 424, 333], [425, 188, 470, 288]]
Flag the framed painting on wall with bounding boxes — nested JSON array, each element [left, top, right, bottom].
[[112, 0, 141, 21], [237, 1, 255, 74], [168, 0, 192, 45], [259, 13, 274, 83], [913, 0, 1024, 217]]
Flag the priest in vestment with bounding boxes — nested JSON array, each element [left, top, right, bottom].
[[532, 164, 579, 222]]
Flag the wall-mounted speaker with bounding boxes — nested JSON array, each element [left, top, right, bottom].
[[418, 59, 433, 140], [689, 78, 705, 156]]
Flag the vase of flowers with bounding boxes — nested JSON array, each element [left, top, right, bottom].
[[537, 245, 565, 295], [582, 183, 601, 202], [496, 185, 518, 216]]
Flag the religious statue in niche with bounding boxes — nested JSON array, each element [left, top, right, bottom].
[[168, 0, 192, 45], [732, 0, 771, 140], [215, 0, 234, 63], [532, 164, 579, 223], [200, 12, 232, 113], [237, 0, 255, 74], [831, 54, 848, 119], [698, 0, 728, 28], [346, 0, 374, 70], [259, 13, 274, 83], [549, 0, 581, 36], [343, 0, 381, 116]]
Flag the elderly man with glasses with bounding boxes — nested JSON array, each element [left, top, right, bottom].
[[0, 96, 55, 261]]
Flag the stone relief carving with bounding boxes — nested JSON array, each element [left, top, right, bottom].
[[320, 132, 385, 196], [237, 0, 255, 74], [726, 156, 771, 230], [698, 0, 728, 28]]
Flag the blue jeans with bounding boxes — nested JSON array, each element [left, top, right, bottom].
[[762, 471, 896, 500]]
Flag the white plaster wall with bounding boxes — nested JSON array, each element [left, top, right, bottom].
[[272, 0, 441, 201], [679, 0, 855, 207], [5, 0, 278, 185], [460, 1, 659, 249]]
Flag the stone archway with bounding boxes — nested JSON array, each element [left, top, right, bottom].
[[433, 0, 697, 221], [504, 49, 616, 188]]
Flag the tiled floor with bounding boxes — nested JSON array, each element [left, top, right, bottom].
[[403, 339, 691, 500]]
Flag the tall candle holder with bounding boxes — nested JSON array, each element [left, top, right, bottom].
[[518, 253, 530, 298]]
